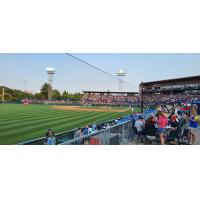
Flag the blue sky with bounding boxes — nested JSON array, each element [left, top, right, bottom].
[[0, 53, 200, 93]]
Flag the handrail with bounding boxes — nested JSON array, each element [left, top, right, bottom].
[[59, 119, 133, 145], [18, 129, 77, 145]]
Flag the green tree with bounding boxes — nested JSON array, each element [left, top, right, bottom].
[[62, 90, 69, 99], [40, 83, 49, 99], [71, 92, 82, 99], [0, 86, 33, 101], [52, 89, 61, 99], [35, 92, 43, 100]]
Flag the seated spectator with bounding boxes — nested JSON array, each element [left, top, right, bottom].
[[103, 123, 110, 129], [88, 125, 95, 134], [92, 124, 97, 130], [74, 128, 83, 144], [44, 128, 52, 144], [145, 116, 157, 143], [168, 115, 180, 143], [74, 128, 83, 138], [134, 116, 145, 135], [83, 126, 89, 135], [47, 131, 56, 145]]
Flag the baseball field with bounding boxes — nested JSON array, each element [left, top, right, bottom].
[[0, 104, 137, 145]]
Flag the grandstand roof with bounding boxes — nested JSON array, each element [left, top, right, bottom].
[[83, 91, 138, 95], [141, 75, 200, 86]]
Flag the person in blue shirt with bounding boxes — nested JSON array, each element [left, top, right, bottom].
[[83, 126, 89, 135], [47, 131, 56, 145], [82, 125, 90, 145]]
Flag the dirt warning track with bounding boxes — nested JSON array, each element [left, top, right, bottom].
[[50, 106, 129, 113]]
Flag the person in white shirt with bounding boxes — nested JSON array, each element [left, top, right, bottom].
[[134, 116, 145, 133]]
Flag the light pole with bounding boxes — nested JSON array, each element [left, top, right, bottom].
[[116, 68, 126, 93], [46, 68, 55, 100]]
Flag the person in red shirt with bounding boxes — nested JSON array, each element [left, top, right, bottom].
[[157, 111, 168, 145]]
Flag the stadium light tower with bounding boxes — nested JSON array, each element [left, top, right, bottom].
[[116, 68, 126, 93], [46, 67, 55, 100]]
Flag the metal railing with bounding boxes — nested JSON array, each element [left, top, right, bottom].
[[18, 129, 76, 145], [18, 119, 118, 145], [60, 120, 134, 145], [61, 109, 157, 145]]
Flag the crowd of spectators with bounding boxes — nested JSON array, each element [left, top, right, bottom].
[[80, 93, 200, 107], [143, 94, 200, 106], [134, 103, 200, 145], [22, 93, 200, 107], [22, 98, 77, 105], [73, 123, 113, 145], [80, 94, 140, 106]]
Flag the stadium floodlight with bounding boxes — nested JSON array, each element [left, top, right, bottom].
[[46, 67, 55, 100], [116, 68, 126, 76], [47, 67, 55, 74], [116, 68, 126, 92]]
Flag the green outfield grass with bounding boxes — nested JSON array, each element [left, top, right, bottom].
[[0, 104, 136, 145]]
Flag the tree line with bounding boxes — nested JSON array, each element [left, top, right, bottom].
[[0, 83, 82, 101]]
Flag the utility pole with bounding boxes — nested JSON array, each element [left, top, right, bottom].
[[140, 82, 144, 113]]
